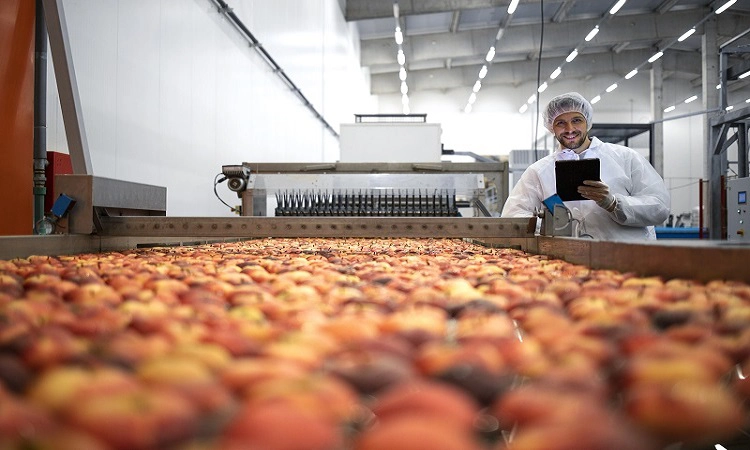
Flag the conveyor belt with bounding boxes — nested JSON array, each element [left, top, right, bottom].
[[95, 216, 535, 239]]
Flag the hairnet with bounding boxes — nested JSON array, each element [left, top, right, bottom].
[[543, 92, 593, 132]]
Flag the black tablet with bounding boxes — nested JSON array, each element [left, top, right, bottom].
[[555, 158, 601, 201]]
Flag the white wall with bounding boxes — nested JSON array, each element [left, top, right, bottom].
[[46, 0, 374, 216]]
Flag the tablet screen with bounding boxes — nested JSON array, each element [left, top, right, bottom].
[[555, 158, 601, 201]]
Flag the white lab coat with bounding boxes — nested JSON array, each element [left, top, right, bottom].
[[501, 137, 671, 241]]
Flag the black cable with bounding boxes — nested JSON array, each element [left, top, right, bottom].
[[213, 173, 237, 212], [533, 0, 544, 161]]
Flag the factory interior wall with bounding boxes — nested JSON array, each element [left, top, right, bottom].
[[0, 0, 35, 235], [377, 76, 710, 220], [45, 0, 373, 218]]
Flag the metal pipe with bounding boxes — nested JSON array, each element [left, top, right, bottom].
[[33, 0, 48, 228]]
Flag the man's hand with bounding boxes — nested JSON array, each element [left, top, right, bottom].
[[578, 180, 616, 211]]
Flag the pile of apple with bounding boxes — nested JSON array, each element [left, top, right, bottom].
[[1, 237, 749, 450]]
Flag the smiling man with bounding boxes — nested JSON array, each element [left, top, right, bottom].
[[501, 92, 671, 241]]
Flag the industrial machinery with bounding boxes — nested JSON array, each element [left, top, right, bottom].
[[220, 162, 508, 219], [727, 176, 750, 242]]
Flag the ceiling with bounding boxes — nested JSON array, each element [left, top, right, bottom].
[[346, 0, 750, 105]]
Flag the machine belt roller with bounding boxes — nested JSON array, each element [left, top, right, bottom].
[[274, 189, 460, 217]]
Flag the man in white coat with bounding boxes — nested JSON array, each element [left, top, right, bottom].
[[501, 92, 670, 241]]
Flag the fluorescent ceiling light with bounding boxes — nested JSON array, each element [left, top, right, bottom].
[[664, 105, 676, 113], [401, 94, 409, 105], [715, 0, 737, 15], [527, 94, 537, 104], [591, 95, 601, 104], [393, 2, 399, 19], [606, 83, 618, 93], [473, 80, 482, 92], [684, 95, 698, 103], [739, 69, 750, 79], [403, 105, 410, 115], [538, 82, 548, 93], [716, 84, 722, 89], [400, 82, 408, 94], [585, 26, 600, 42], [550, 67, 562, 79], [485, 47, 496, 62], [625, 69, 638, 79], [565, 49, 579, 63], [464, 104, 472, 113], [610, 0, 627, 15], [678, 28, 696, 42], [726, 105, 734, 111], [468, 93, 477, 104], [395, 27, 403, 45], [397, 50, 405, 65], [648, 51, 663, 63], [746, 98, 750, 103], [479, 65, 488, 79], [495, 28, 504, 40], [399, 67, 407, 81], [508, 0, 520, 15], [519, 103, 528, 113]]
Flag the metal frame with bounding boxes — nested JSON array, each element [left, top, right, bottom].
[[41, 0, 92, 175]]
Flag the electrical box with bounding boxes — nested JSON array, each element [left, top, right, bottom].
[[727, 177, 750, 242]]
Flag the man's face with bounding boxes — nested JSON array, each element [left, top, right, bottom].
[[552, 111, 589, 150]]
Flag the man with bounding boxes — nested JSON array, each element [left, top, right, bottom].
[[501, 92, 670, 241]]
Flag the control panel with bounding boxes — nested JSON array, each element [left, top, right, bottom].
[[727, 177, 750, 242]]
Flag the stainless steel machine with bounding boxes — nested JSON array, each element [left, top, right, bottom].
[[727, 177, 750, 242], [222, 162, 508, 219]]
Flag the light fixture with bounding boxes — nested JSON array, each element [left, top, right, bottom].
[[746, 98, 750, 103], [715, 0, 737, 15], [606, 83, 618, 92], [684, 95, 698, 103], [478, 65, 488, 79], [464, 104, 472, 113], [648, 51, 663, 63], [585, 26, 600, 42], [468, 92, 477, 104], [550, 67, 562, 79], [485, 47, 496, 62], [472, 80, 482, 92], [397, 49, 405, 65], [625, 69, 638, 79], [403, 104, 410, 115], [527, 94, 537, 104], [400, 81, 408, 94], [538, 82, 548, 93], [610, 0, 627, 15], [664, 105, 676, 113], [519, 103, 528, 113], [591, 95, 601, 104], [508, 0, 520, 15], [678, 28, 696, 42], [395, 27, 403, 45], [739, 69, 750, 79], [716, 83, 722, 89], [401, 93, 409, 105], [726, 105, 734, 111], [566, 49, 579, 63], [393, 1, 399, 19], [399, 67, 407, 81]]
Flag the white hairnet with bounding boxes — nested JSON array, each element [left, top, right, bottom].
[[543, 92, 593, 132]]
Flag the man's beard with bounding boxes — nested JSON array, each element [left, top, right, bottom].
[[556, 131, 587, 150]]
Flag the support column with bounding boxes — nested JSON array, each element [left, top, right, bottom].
[[0, 0, 35, 235], [650, 58, 664, 176], [703, 16, 722, 239]]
